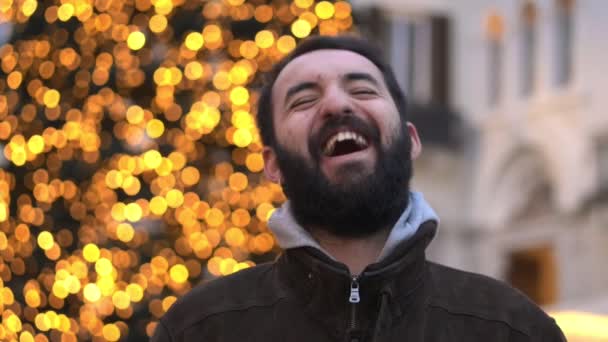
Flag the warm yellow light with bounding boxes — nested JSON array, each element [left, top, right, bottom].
[[37, 231, 54, 250], [126, 105, 145, 124], [149, 196, 168, 215], [102, 323, 121, 342], [239, 41, 259, 59], [315, 1, 335, 19], [105, 170, 124, 189], [83, 243, 100, 262], [225, 227, 245, 247], [550, 311, 608, 340], [116, 223, 135, 242], [21, 0, 37, 16], [255, 30, 275, 49], [169, 264, 189, 283], [112, 290, 131, 310], [246, 153, 264, 172], [27, 135, 44, 154], [165, 189, 184, 208], [181, 167, 201, 186], [24, 290, 41, 308], [233, 128, 253, 147], [228, 172, 248, 192], [7, 70, 22, 89], [57, 3, 74, 22], [0, 202, 7, 222], [185, 32, 204, 51], [229, 86, 249, 106], [294, 0, 314, 9], [83, 283, 101, 302], [277, 35, 297, 54], [162, 296, 177, 312], [334, 1, 352, 19], [291, 19, 312, 38], [95, 258, 113, 276], [205, 208, 224, 227], [143, 150, 162, 169], [43, 89, 60, 108], [127, 31, 146, 51], [124, 202, 143, 222], [184, 61, 204, 80], [5, 313, 22, 333], [126, 283, 144, 302], [146, 119, 165, 138], [52, 281, 69, 299], [149, 14, 168, 33], [202, 25, 222, 44], [228, 66, 249, 85]]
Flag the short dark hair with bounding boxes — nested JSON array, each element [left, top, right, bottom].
[[256, 34, 408, 148]]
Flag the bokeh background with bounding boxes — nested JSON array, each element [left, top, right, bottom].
[[0, 0, 606, 341]]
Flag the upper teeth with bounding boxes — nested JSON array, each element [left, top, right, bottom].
[[323, 131, 368, 155]]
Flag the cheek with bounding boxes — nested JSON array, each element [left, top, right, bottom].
[[276, 120, 311, 154]]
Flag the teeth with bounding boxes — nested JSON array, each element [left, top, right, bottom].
[[323, 131, 368, 156]]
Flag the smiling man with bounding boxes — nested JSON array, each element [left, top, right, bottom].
[[152, 35, 565, 342]]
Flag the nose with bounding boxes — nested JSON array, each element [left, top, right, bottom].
[[319, 85, 353, 119]]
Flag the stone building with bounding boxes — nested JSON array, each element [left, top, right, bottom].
[[351, 0, 608, 334]]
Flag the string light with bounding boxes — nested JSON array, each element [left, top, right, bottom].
[[0, 0, 353, 340]]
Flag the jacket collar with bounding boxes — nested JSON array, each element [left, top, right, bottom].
[[268, 191, 439, 262], [276, 221, 438, 340]]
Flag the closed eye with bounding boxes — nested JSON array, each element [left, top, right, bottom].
[[351, 88, 377, 96], [290, 97, 317, 109]]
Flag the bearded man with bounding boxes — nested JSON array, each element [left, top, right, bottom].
[[152, 35, 566, 342]]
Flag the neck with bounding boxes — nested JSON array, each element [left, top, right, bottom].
[[309, 226, 391, 275]]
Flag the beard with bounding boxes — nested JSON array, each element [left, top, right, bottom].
[[273, 115, 413, 238]]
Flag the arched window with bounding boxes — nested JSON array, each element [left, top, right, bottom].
[[486, 11, 504, 106], [521, 2, 537, 96], [555, 0, 574, 86]]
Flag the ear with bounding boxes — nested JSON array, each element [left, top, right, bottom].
[[406, 122, 422, 160], [263, 146, 283, 183]]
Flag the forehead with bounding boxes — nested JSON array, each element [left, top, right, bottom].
[[271, 49, 384, 102]]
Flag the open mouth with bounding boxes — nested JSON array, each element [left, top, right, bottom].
[[322, 130, 370, 157]]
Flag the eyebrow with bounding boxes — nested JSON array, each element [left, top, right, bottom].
[[344, 72, 381, 87], [284, 81, 318, 107]]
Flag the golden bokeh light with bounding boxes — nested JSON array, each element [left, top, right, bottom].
[[0, 0, 352, 339], [127, 31, 146, 51]]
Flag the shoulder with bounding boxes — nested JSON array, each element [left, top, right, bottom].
[[426, 262, 562, 338], [158, 262, 286, 338]]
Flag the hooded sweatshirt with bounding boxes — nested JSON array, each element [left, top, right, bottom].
[[268, 191, 439, 262]]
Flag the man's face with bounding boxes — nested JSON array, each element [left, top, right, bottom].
[[264, 49, 419, 236]]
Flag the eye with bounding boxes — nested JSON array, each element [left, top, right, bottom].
[[290, 97, 317, 109], [351, 88, 377, 96]]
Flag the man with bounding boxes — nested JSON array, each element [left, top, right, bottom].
[[152, 35, 566, 341]]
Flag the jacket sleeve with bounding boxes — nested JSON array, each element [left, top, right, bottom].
[[150, 320, 174, 342], [540, 319, 567, 342]]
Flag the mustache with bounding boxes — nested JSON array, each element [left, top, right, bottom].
[[308, 115, 380, 161]]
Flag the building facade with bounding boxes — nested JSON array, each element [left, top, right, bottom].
[[352, 0, 608, 323]]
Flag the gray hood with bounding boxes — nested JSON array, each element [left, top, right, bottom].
[[267, 191, 439, 262]]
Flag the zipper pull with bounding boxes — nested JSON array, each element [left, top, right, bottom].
[[349, 276, 360, 303]]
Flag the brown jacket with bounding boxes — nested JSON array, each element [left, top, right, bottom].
[[152, 222, 566, 341]]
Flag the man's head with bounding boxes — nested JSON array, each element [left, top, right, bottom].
[[257, 35, 421, 237]]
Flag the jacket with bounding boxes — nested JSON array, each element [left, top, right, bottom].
[[151, 220, 566, 341]]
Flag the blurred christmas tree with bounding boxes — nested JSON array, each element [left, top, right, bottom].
[[0, 0, 353, 340]]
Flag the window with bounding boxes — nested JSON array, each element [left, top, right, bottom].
[[555, 0, 574, 86], [521, 2, 537, 96], [387, 16, 450, 106], [486, 11, 504, 106]]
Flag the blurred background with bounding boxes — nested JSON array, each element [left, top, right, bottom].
[[0, 0, 605, 341], [351, 1, 608, 341]]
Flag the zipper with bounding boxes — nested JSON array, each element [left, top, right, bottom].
[[348, 275, 360, 333]]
